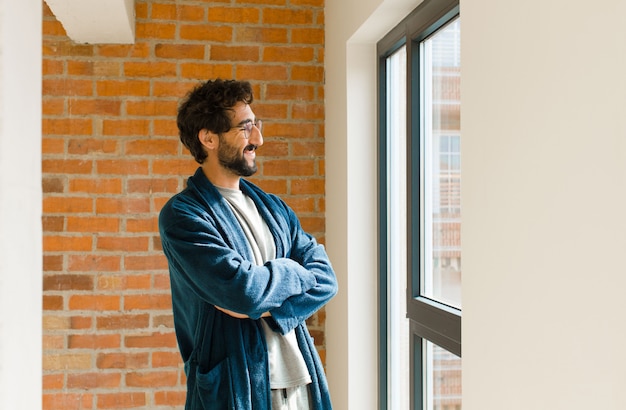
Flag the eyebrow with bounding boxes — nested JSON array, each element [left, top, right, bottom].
[[234, 118, 255, 127]]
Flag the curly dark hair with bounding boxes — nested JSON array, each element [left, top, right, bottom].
[[177, 79, 254, 164]]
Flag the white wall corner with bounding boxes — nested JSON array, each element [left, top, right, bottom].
[[44, 0, 135, 44]]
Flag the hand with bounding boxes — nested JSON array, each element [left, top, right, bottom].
[[214, 305, 271, 319]]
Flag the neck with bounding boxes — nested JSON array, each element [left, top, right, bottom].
[[201, 162, 240, 190]]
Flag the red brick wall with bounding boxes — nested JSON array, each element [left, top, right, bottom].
[[42, 0, 326, 408]]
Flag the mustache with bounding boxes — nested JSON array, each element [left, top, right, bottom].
[[244, 144, 258, 152]]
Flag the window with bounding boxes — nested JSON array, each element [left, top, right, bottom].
[[378, 0, 461, 408]]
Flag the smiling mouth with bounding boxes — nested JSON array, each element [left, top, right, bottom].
[[244, 144, 257, 153]]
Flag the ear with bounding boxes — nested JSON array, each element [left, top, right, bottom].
[[198, 128, 218, 151]]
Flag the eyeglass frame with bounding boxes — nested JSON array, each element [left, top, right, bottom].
[[228, 119, 263, 139]]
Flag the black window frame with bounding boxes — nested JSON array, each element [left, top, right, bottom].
[[378, 0, 461, 408]]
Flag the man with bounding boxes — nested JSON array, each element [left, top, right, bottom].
[[159, 79, 338, 410]]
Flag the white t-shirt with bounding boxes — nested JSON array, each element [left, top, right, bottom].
[[217, 186, 312, 389]]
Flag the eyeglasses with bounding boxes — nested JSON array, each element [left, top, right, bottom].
[[229, 119, 263, 139]]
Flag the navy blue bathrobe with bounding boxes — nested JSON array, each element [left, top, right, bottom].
[[159, 168, 338, 409]]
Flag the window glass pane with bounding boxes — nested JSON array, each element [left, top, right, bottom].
[[420, 17, 462, 309], [424, 340, 462, 410], [385, 45, 410, 410]]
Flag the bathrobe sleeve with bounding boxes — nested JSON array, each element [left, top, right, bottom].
[[264, 198, 338, 335]]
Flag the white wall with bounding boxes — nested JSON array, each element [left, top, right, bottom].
[[0, 0, 42, 409], [462, 0, 626, 408], [325, 0, 626, 409], [325, 0, 421, 409]]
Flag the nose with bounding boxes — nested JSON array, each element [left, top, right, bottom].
[[249, 122, 263, 146]]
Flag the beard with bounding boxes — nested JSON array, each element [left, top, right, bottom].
[[217, 136, 258, 177]]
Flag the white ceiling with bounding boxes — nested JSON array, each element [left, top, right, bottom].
[[44, 0, 135, 44]]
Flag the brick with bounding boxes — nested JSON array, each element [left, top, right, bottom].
[[155, 43, 205, 60], [153, 314, 175, 330], [154, 118, 178, 136], [42, 19, 68, 37], [263, 159, 315, 176], [67, 60, 120, 77], [42, 78, 93, 96], [178, 4, 209, 21], [69, 295, 121, 311], [96, 236, 150, 252], [268, 122, 316, 138], [125, 139, 179, 155], [43, 295, 64, 311], [127, 370, 178, 387], [67, 372, 121, 389], [136, 22, 176, 39], [44, 274, 94, 291], [43, 255, 64, 271], [153, 274, 171, 290], [42, 137, 65, 154], [124, 294, 172, 310], [96, 392, 146, 409], [123, 255, 168, 273], [292, 0, 324, 6], [68, 255, 121, 272], [263, 9, 313, 25], [179, 62, 234, 80], [67, 98, 122, 116], [151, 3, 177, 20], [102, 119, 151, 136], [293, 141, 324, 157], [123, 61, 177, 78], [127, 177, 180, 194], [43, 40, 94, 58], [153, 159, 198, 176], [125, 332, 178, 348], [69, 334, 121, 349], [71, 316, 93, 329], [43, 177, 66, 193], [66, 216, 119, 233], [179, 24, 233, 42], [126, 217, 158, 233], [42, 159, 93, 174], [43, 315, 71, 330], [293, 102, 324, 120], [291, 178, 325, 195], [235, 64, 288, 81], [125, 100, 178, 116], [292, 28, 324, 44], [154, 390, 186, 406], [208, 7, 260, 24], [41, 57, 64, 77], [211, 45, 260, 61], [96, 352, 150, 369], [96, 80, 150, 97], [43, 197, 93, 213], [96, 314, 150, 331], [43, 216, 65, 232], [96, 159, 150, 175], [235, 27, 287, 43], [153, 352, 182, 368], [97, 275, 152, 291], [263, 46, 314, 62], [43, 374, 65, 390], [43, 235, 93, 252], [96, 197, 151, 214], [66, 138, 118, 155], [42, 97, 65, 115], [43, 353, 92, 371], [69, 178, 122, 194], [42, 393, 94, 410], [43, 118, 93, 135], [266, 84, 315, 100]]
